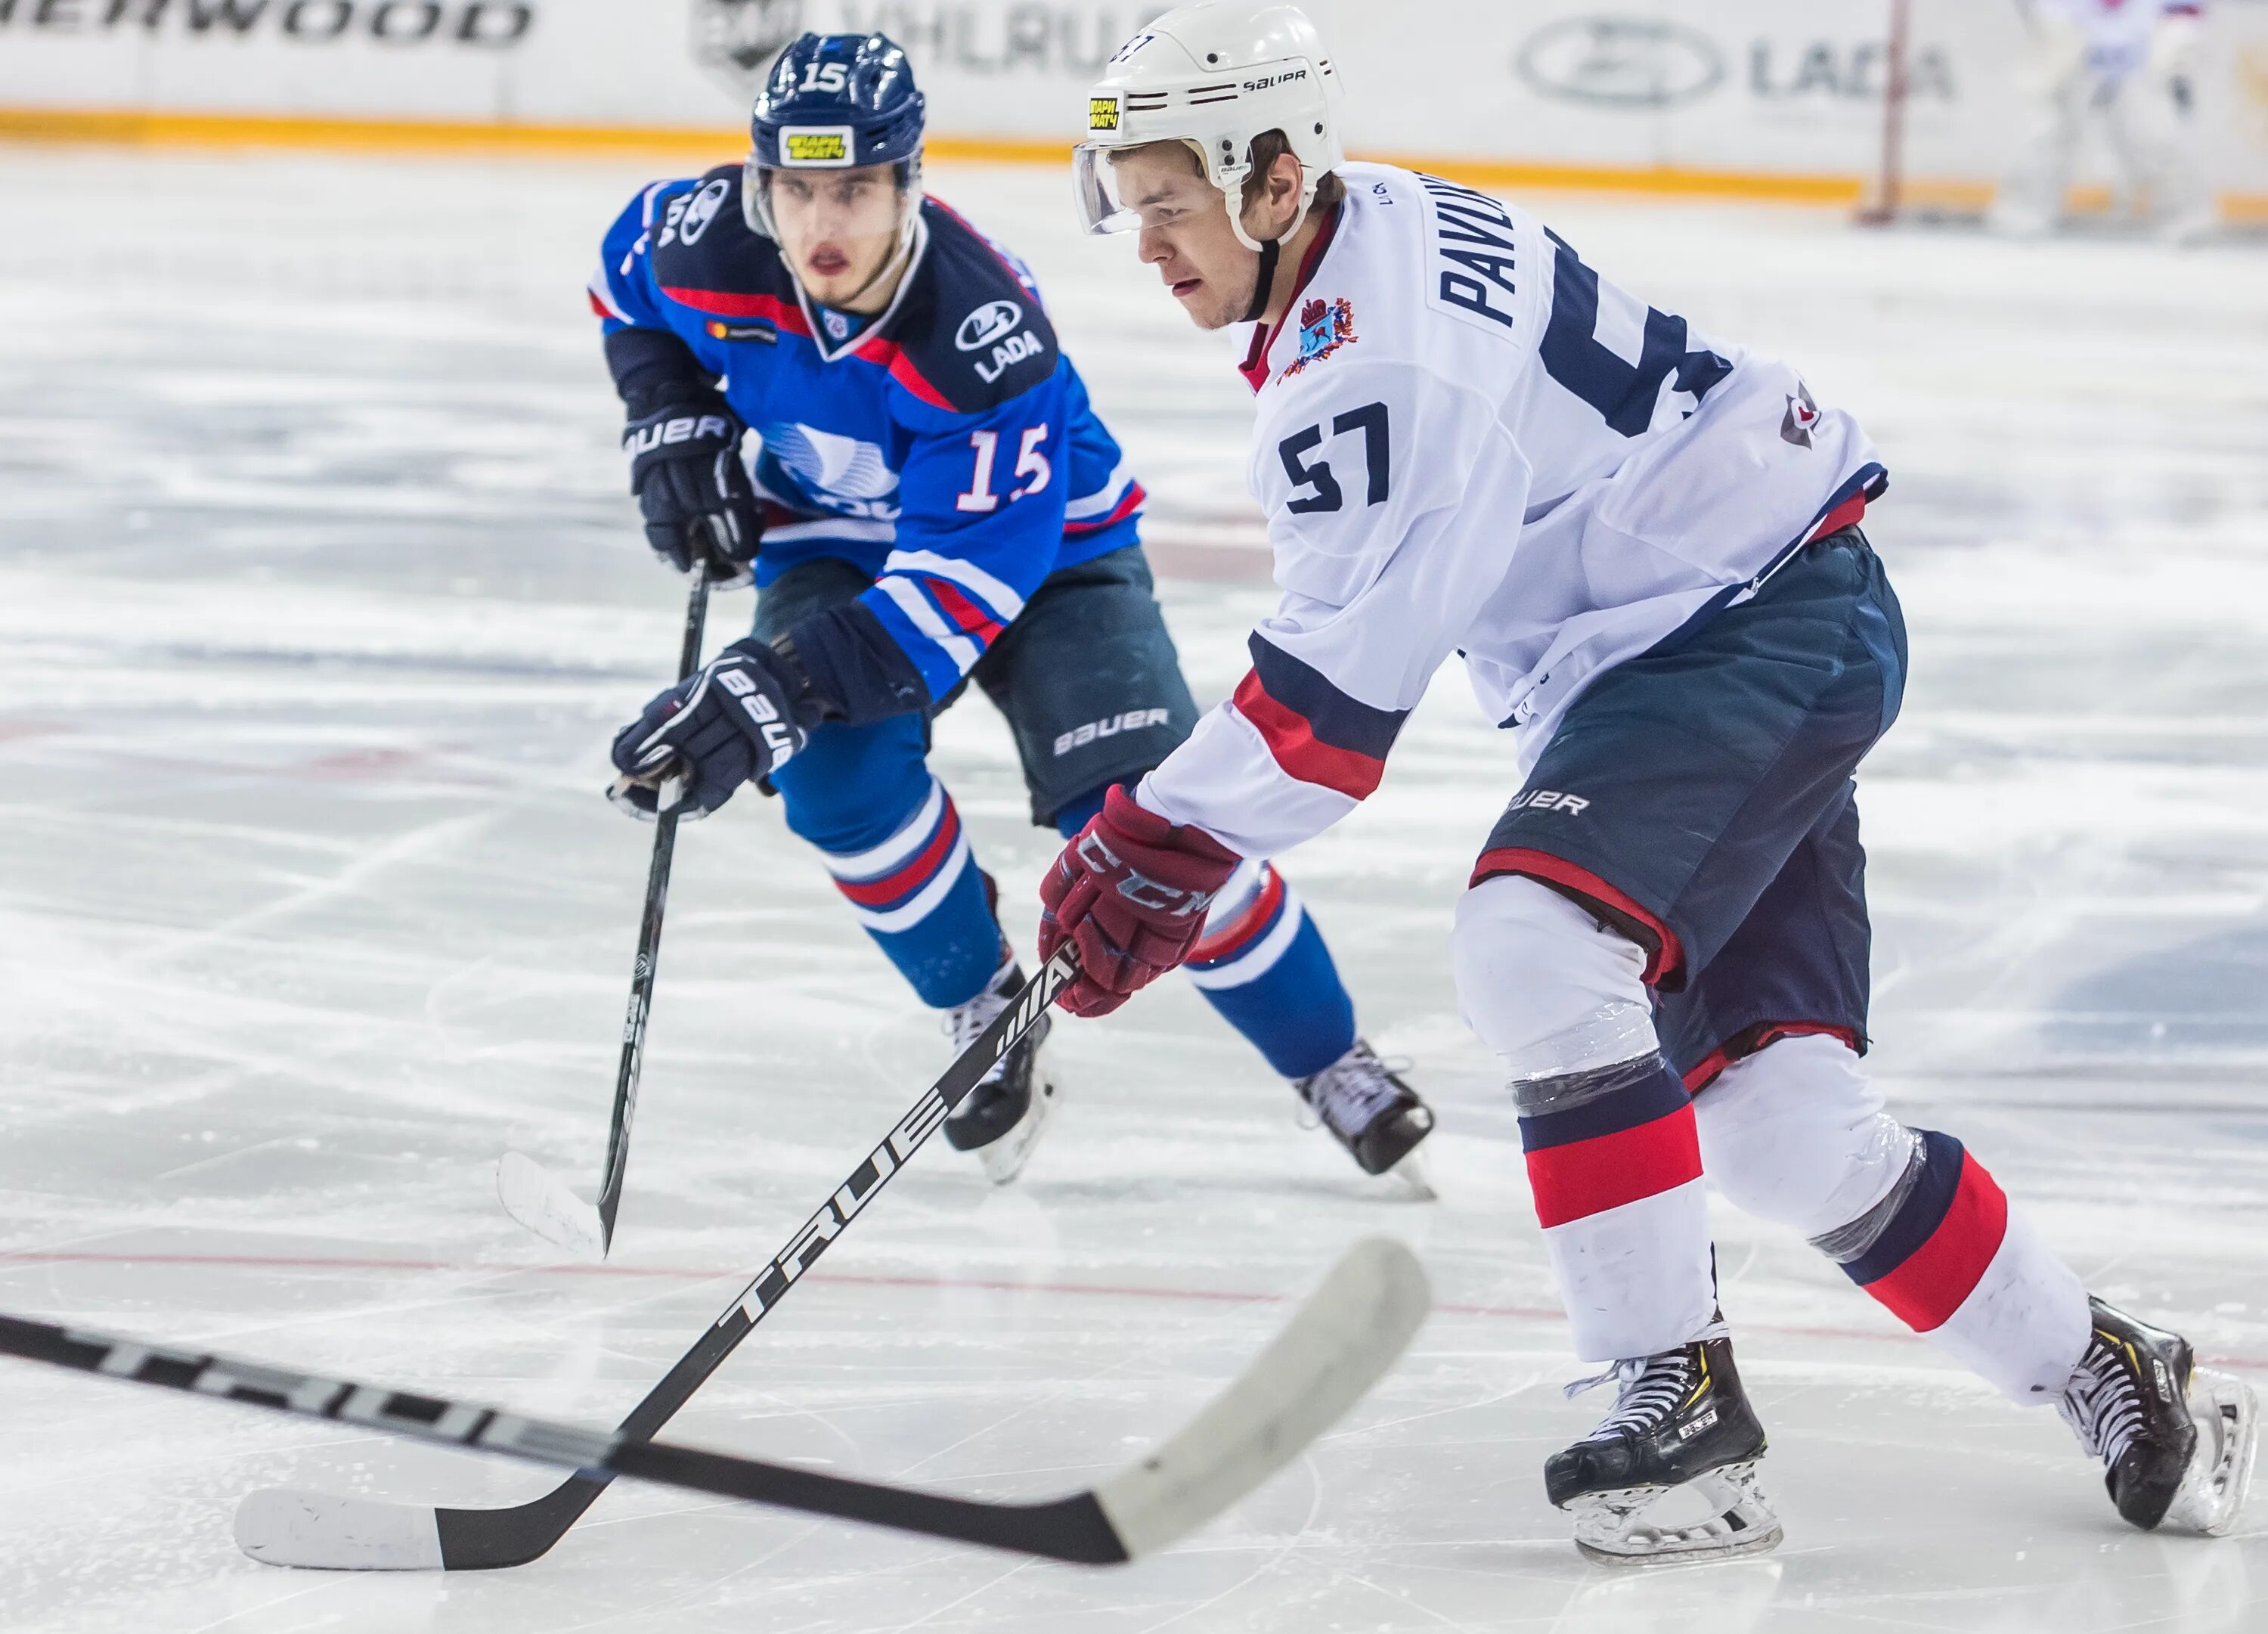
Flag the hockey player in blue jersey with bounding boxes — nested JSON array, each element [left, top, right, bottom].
[[596, 33, 1432, 1186]]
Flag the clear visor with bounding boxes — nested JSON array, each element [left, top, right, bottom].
[[1072, 140, 1224, 237], [743, 157, 911, 243]]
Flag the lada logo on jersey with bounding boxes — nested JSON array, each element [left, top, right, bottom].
[[958, 304, 1043, 384], [956, 299, 1025, 352], [779, 126, 854, 166], [1089, 96, 1120, 131], [677, 177, 732, 245], [1284, 296, 1356, 375], [1515, 17, 1724, 109]]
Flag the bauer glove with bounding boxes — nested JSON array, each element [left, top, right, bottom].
[[624, 398, 763, 586], [609, 640, 817, 820], [1037, 785, 1240, 1017]]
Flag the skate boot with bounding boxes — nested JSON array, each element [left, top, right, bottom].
[[2057, 1296, 2257, 1535], [940, 956, 1057, 1185], [1294, 1039, 1436, 1196], [1545, 1329, 1782, 1565]]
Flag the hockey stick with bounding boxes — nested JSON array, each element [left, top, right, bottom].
[[238, 947, 1077, 1569], [0, 1236, 1427, 1567], [498, 567, 711, 1260]]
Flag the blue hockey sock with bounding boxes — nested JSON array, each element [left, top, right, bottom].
[[815, 775, 1003, 1009], [1055, 786, 1357, 1077], [1186, 863, 1358, 1080]]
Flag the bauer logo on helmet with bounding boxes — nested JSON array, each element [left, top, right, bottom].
[[779, 126, 855, 166]]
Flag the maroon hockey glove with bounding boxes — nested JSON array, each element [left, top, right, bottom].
[[1038, 786, 1241, 1018]]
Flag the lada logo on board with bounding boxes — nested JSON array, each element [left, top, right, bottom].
[[1515, 17, 1724, 110]]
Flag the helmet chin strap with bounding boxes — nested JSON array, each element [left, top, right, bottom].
[[1241, 235, 1281, 326]]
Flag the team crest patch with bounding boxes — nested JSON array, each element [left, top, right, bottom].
[[1782, 383, 1821, 448], [1285, 296, 1356, 374]]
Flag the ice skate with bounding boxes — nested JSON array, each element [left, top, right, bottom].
[[940, 957, 1058, 1185], [1294, 1039, 1436, 1198], [1546, 1329, 1782, 1566], [2059, 1297, 2258, 1535]]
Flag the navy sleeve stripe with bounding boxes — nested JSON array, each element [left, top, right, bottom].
[[1246, 634, 1409, 759]]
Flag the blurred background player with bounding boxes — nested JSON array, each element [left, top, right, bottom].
[[594, 33, 1433, 1188], [1044, 0, 2257, 1564], [1992, 0, 2215, 241]]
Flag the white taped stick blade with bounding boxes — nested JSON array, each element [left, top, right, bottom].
[[497, 1151, 606, 1262], [234, 1489, 444, 1570], [1092, 1236, 1428, 1559]]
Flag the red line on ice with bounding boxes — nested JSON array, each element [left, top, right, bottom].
[[3, 1245, 2263, 1371]]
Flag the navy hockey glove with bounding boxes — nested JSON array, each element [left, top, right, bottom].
[[608, 640, 816, 820], [624, 398, 763, 586]]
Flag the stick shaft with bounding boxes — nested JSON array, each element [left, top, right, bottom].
[[0, 1310, 1123, 1562], [445, 948, 1073, 1564], [595, 570, 711, 1251]]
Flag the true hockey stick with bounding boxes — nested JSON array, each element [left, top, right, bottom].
[[499, 567, 711, 1260], [239, 946, 1077, 1570], [0, 1236, 1427, 1567]]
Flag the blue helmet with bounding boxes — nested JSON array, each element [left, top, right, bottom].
[[744, 33, 927, 237]]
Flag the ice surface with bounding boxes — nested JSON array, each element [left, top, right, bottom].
[[2, 147, 2267, 1631]]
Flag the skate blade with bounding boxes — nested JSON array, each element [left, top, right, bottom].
[[2167, 1369, 2258, 1536], [1377, 1146, 1438, 1202], [1566, 1461, 1783, 1567], [976, 1075, 1058, 1186]]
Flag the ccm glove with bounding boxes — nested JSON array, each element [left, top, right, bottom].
[[1037, 785, 1241, 1017], [624, 398, 763, 584], [609, 640, 818, 820]]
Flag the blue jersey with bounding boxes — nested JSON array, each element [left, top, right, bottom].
[[591, 166, 1146, 712]]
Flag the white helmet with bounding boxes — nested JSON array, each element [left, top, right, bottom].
[[1074, 2, 1346, 253]]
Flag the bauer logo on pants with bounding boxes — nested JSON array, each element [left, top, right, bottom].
[[1504, 788, 1591, 816], [1054, 708, 1170, 756]]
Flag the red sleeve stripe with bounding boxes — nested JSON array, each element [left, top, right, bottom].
[[587, 290, 614, 319], [1232, 670, 1387, 799], [1525, 1104, 1703, 1229], [1856, 1152, 2009, 1333], [854, 335, 956, 411], [922, 578, 1005, 646], [1063, 481, 1146, 535], [1470, 846, 1685, 986], [659, 287, 810, 333]]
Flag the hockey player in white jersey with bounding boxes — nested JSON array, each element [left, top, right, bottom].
[[1039, 0, 2257, 1564], [1991, 0, 2214, 241]]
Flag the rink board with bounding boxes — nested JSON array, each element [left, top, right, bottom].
[[2, 0, 2268, 215]]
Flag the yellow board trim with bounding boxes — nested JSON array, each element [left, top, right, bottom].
[[2, 105, 2263, 222]]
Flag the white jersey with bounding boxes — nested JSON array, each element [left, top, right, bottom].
[[1139, 163, 1885, 859], [2028, 0, 2200, 78]]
